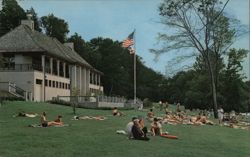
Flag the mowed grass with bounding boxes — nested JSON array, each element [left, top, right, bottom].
[[0, 101, 249, 157]]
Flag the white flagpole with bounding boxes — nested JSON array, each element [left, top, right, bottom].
[[134, 29, 136, 105]]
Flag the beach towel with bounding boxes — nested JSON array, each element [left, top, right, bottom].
[[72, 116, 107, 121], [28, 124, 69, 128]]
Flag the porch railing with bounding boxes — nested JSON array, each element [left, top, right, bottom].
[[0, 64, 42, 72]]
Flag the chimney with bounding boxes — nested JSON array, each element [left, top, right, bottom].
[[21, 14, 34, 31], [64, 42, 74, 51]]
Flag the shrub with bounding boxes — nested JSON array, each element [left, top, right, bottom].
[[143, 98, 153, 108]]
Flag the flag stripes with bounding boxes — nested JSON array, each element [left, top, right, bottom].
[[122, 38, 134, 48], [122, 31, 135, 48]]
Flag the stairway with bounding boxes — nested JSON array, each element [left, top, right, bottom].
[[0, 82, 27, 100]]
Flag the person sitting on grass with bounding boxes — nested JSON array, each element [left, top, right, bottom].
[[40, 112, 64, 127], [138, 116, 148, 136], [40, 112, 49, 127], [112, 107, 124, 116], [132, 118, 150, 141], [150, 118, 162, 136], [147, 109, 154, 121], [126, 117, 138, 139]]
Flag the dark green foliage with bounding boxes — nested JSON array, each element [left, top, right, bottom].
[[40, 14, 69, 43], [165, 49, 250, 112], [142, 98, 153, 108], [48, 99, 72, 107], [220, 49, 250, 112], [0, 0, 26, 36]]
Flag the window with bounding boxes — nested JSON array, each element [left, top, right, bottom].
[[59, 82, 62, 88], [36, 79, 42, 85], [3, 54, 15, 69], [62, 83, 64, 89], [56, 81, 58, 88], [45, 79, 48, 86], [49, 80, 51, 87], [52, 81, 55, 87]]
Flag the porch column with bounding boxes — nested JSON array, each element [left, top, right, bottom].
[[74, 65, 77, 87], [57, 60, 60, 76], [98, 74, 101, 86], [82, 67, 86, 95], [50, 58, 53, 75], [41, 55, 45, 102], [68, 65, 72, 94], [86, 69, 90, 94], [79, 66, 82, 94], [63, 62, 66, 78]]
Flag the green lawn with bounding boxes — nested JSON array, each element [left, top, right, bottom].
[[0, 101, 249, 157]]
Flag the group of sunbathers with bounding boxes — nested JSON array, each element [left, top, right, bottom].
[[146, 107, 215, 126], [124, 115, 165, 141], [40, 112, 64, 127]]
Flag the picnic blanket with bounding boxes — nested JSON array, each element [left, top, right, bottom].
[[28, 124, 69, 128]]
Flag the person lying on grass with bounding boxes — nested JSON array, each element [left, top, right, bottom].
[[132, 118, 150, 141], [40, 112, 64, 127], [187, 114, 214, 125], [73, 115, 106, 120], [112, 107, 124, 116], [13, 111, 38, 118], [150, 118, 162, 136]]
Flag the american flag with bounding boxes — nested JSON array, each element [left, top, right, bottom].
[[122, 31, 135, 48]]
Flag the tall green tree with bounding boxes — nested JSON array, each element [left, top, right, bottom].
[[67, 33, 86, 54], [151, 0, 240, 118], [221, 48, 250, 112], [0, 0, 26, 36], [40, 14, 69, 43]]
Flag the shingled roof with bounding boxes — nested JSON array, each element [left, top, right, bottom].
[[0, 24, 99, 72]]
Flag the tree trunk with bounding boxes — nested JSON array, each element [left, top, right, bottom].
[[207, 61, 218, 118]]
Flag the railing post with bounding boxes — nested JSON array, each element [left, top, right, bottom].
[[30, 92, 33, 101], [8, 82, 10, 92]]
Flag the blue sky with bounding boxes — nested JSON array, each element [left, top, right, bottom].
[[18, 0, 249, 79]]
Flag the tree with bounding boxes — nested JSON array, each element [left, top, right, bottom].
[[0, 0, 26, 36], [221, 48, 249, 112], [67, 33, 86, 54], [151, 0, 241, 118], [40, 14, 69, 43]]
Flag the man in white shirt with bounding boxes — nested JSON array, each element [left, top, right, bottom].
[[126, 117, 137, 139]]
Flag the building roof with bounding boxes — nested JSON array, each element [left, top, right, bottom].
[[0, 24, 102, 74]]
